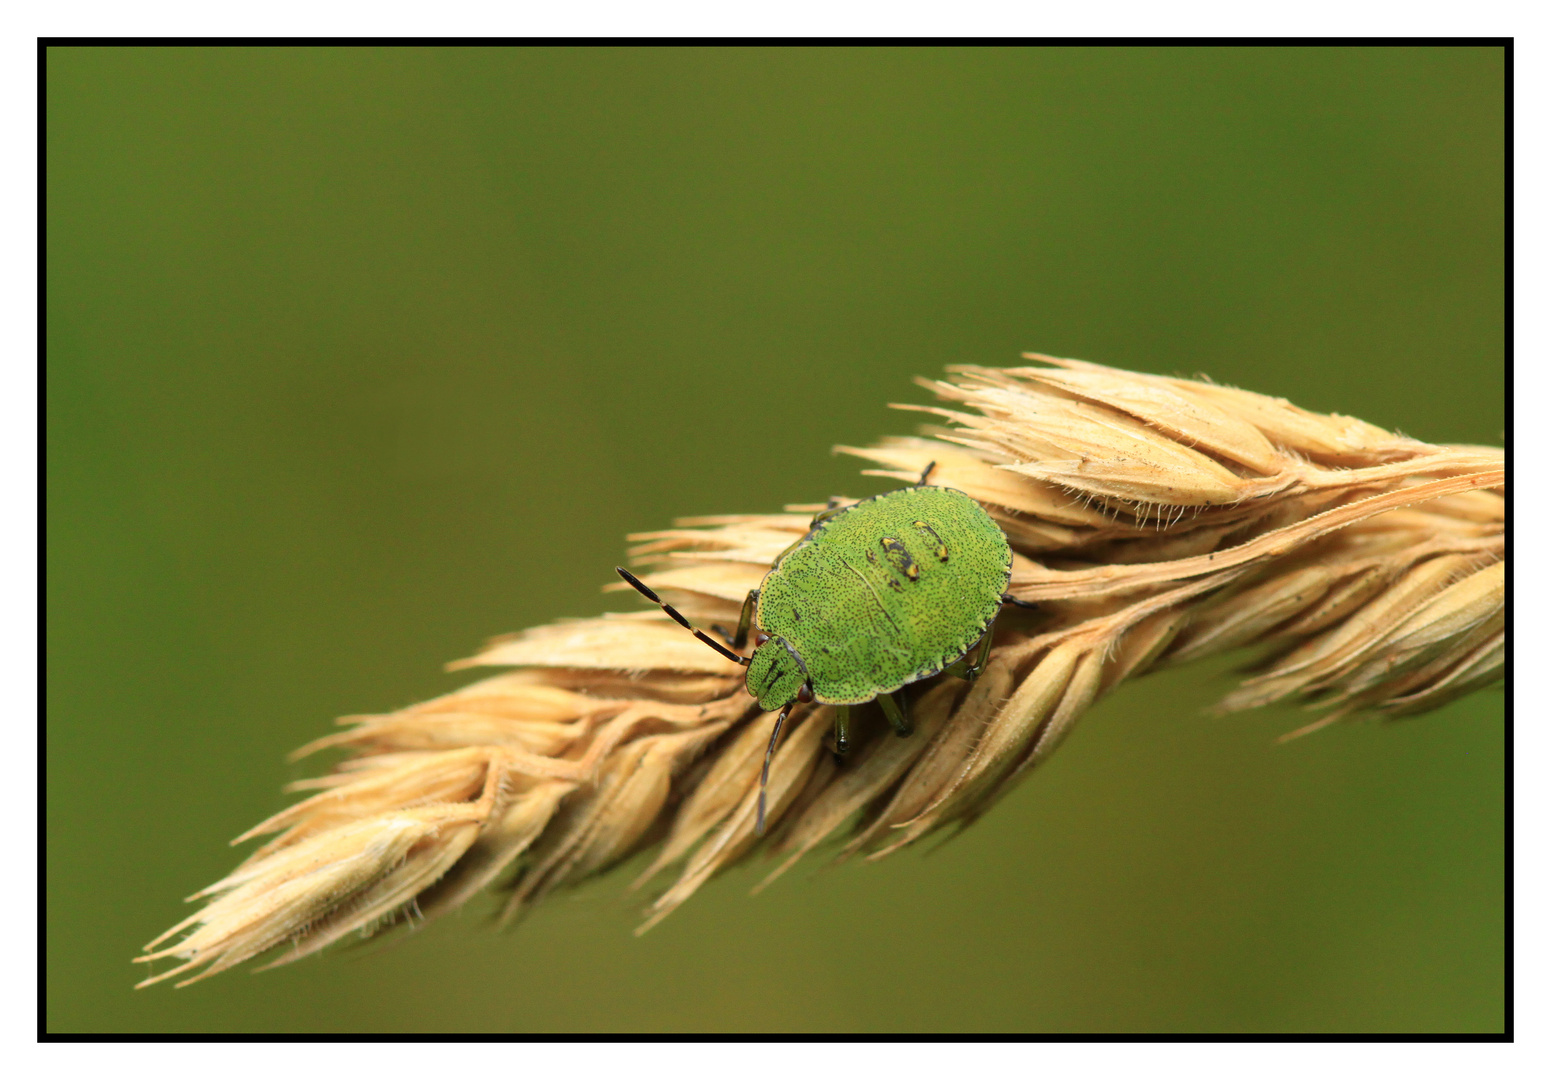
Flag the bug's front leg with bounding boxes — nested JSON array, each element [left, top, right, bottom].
[[713, 589, 759, 650], [769, 501, 851, 569], [808, 502, 847, 529]]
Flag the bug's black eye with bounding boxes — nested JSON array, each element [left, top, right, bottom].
[[757, 633, 771, 645]]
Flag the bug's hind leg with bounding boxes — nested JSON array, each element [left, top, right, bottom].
[[876, 691, 912, 738], [916, 460, 937, 486], [1001, 592, 1037, 610], [713, 589, 759, 649]]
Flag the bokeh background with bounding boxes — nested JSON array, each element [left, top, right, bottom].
[[47, 45, 1505, 1033]]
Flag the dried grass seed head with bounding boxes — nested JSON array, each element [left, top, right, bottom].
[[136, 355, 1503, 987]]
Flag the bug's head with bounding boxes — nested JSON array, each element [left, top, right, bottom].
[[745, 636, 809, 711]]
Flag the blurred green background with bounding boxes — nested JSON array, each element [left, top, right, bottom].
[[47, 45, 1504, 1033]]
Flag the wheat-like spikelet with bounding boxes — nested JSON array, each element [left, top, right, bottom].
[[136, 355, 1504, 987]]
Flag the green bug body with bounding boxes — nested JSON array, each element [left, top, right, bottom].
[[745, 486, 1011, 709], [617, 465, 1025, 832]]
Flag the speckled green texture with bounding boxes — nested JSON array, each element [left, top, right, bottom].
[[753, 486, 1012, 706]]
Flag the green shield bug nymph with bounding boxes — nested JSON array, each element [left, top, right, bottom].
[[617, 463, 1030, 833]]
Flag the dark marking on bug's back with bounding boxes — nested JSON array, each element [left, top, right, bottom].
[[913, 520, 950, 562], [880, 537, 918, 581]]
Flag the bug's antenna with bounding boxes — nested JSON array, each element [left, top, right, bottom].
[[757, 699, 796, 836], [615, 567, 750, 666], [917, 460, 937, 486]]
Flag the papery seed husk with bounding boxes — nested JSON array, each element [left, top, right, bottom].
[[1380, 631, 1504, 714], [234, 747, 493, 854], [1335, 602, 1505, 706], [418, 780, 575, 918], [295, 713, 592, 758], [1378, 560, 1505, 656], [840, 436, 1114, 526], [1099, 607, 1190, 693], [881, 640, 1085, 852], [840, 655, 1015, 857], [1151, 373, 1418, 465], [1270, 554, 1481, 691], [1272, 563, 1393, 639], [608, 561, 768, 603], [1018, 365, 1283, 475], [1166, 565, 1343, 665], [566, 724, 734, 883], [764, 680, 963, 883], [452, 617, 745, 676], [639, 707, 829, 931], [262, 816, 485, 970], [138, 805, 483, 987], [1214, 554, 1480, 713], [632, 705, 773, 887]]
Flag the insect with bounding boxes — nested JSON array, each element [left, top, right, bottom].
[[617, 463, 1034, 833]]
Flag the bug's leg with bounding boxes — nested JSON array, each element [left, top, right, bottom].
[[616, 568, 750, 667], [877, 690, 912, 738], [968, 623, 996, 677], [832, 704, 851, 760], [757, 698, 798, 836], [917, 460, 937, 486], [734, 589, 758, 649], [773, 503, 850, 569], [808, 504, 847, 530], [1001, 592, 1038, 610], [714, 589, 759, 649], [946, 621, 998, 682]]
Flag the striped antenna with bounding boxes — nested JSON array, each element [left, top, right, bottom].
[[615, 567, 750, 667]]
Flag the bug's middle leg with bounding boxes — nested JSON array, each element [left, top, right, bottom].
[[876, 691, 912, 738], [831, 704, 851, 759]]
